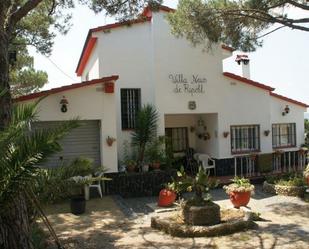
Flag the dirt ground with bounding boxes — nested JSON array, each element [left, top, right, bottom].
[[42, 194, 309, 249]]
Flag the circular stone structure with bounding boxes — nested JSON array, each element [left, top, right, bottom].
[[151, 209, 257, 237], [182, 201, 220, 226], [263, 181, 305, 197]]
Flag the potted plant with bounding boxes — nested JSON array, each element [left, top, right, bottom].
[[106, 136, 116, 146], [146, 137, 165, 170], [158, 182, 177, 207], [131, 104, 159, 171], [125, 159, 137, 173], [303, 165, 309, 186], [176, 166, 220, 226], [69, 175, 93, 215], [223, 177, 255, 208]]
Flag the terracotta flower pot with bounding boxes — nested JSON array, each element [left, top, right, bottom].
[[151, 162, 160, 170], [105, 82, 114, 93], [229, 191, 251, 208], [126, 164, 136, 173], [158, 189, 176, 207]]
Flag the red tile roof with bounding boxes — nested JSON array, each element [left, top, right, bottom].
[[224, 72, 308, 108], [221, 44, 234, 52], [270, 92, 309, 108], [15, 75, 119, 102], [223, 72, 275, 91]]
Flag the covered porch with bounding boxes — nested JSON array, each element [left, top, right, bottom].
[[164, 113, 219, 174]]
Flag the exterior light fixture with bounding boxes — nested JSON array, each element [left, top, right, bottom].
[[197, 117, 204, 127], [282, 105, 290, 116], [60, 96, 68, 113]]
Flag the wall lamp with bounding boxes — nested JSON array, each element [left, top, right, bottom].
[[282, 105, 290, 116], [60, 96, 69, 113]]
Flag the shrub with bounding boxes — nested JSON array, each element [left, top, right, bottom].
[[266, 173, 305, 187], [275, 176, 305, 187], [35, 157, 95, 204]]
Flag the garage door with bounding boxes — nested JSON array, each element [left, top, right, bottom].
[[33, 120, 101, 168]]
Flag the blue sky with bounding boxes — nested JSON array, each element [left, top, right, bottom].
[[29, 0, 309, 114]]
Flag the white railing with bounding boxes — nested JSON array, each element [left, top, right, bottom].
[[234, 154, 257, 177], [273, 150, 306, 173], [234, 150, 307, 178]]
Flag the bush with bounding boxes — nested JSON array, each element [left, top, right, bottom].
[[35, 157, 95, 204], [275, 177, 304, 187], [266, 173, 305, 187]]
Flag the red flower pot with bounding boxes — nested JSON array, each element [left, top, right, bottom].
[[158, 189, 176, 207], [105, 82, 114, 93], [306, 176, 309, 186], [151, 162, 160, 170], [229, 191, 251, 208]]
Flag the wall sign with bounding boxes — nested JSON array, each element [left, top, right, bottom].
[[169, 74, 207, 96], [188, 101, 196, 110]]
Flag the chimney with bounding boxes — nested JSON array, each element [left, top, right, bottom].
[[235, 54, 250, 79]]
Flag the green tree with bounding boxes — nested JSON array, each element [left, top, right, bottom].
[[305, 119, 309, 134], [131, 104, 159, 170], [168, 0, 309, 52], [10, 40, 48, 97], [0, 1, 161, 248], [0, 100, 78, 248]]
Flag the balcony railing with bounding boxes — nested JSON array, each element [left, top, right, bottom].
[[234, 149, 307, 177]]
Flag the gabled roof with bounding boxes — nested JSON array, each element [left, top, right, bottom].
[[223, 72, 308, 108], [223, 72, 275, 91], [75, 5, 234, 76], [15, 75, 119, 102], [270, 92, 309, 108]]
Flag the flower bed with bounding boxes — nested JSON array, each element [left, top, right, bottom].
[[262, 181, 305, 197], [151, 208, 257, 237]]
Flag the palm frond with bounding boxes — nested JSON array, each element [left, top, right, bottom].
[[0, 100, 79, 207]]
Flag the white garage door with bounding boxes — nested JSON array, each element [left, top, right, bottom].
[[33, 120, 101, 168]]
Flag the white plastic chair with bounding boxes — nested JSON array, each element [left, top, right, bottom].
[[89, 172, 104, 198], [198, 154, 216, 175], [193, 153, 201, 166]]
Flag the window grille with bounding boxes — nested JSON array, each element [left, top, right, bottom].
[[231, 125, 260, 153], [120, 89, 141, 129], [272, 123, 296, 148]]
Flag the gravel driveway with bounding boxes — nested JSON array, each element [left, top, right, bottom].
[[45, 185, 309, 249]]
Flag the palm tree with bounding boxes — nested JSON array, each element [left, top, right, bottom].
[[0, 100, 78, 249], [131, 104, 159, 170]]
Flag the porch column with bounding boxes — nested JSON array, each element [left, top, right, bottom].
[[157, 112, 165, 137], [102, 82, 118, 172]]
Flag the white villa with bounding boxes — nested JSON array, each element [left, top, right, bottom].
[[16, 5, 308, 176]]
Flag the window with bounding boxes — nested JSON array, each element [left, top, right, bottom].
[[121, 88, 141, 129], [231, 125, 260, 153], [165, 127, 188, 152], [272, 123, 296, 148]]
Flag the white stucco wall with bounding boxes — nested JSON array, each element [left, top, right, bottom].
[[20, 84, 118, 172], [74, 9, 306, 165], [94, 22, 155, 161], [270, 96, 306, 149]]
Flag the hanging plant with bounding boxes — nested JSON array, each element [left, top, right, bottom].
[[106, 136, 116, 146], [223, 132, 229, 138]]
